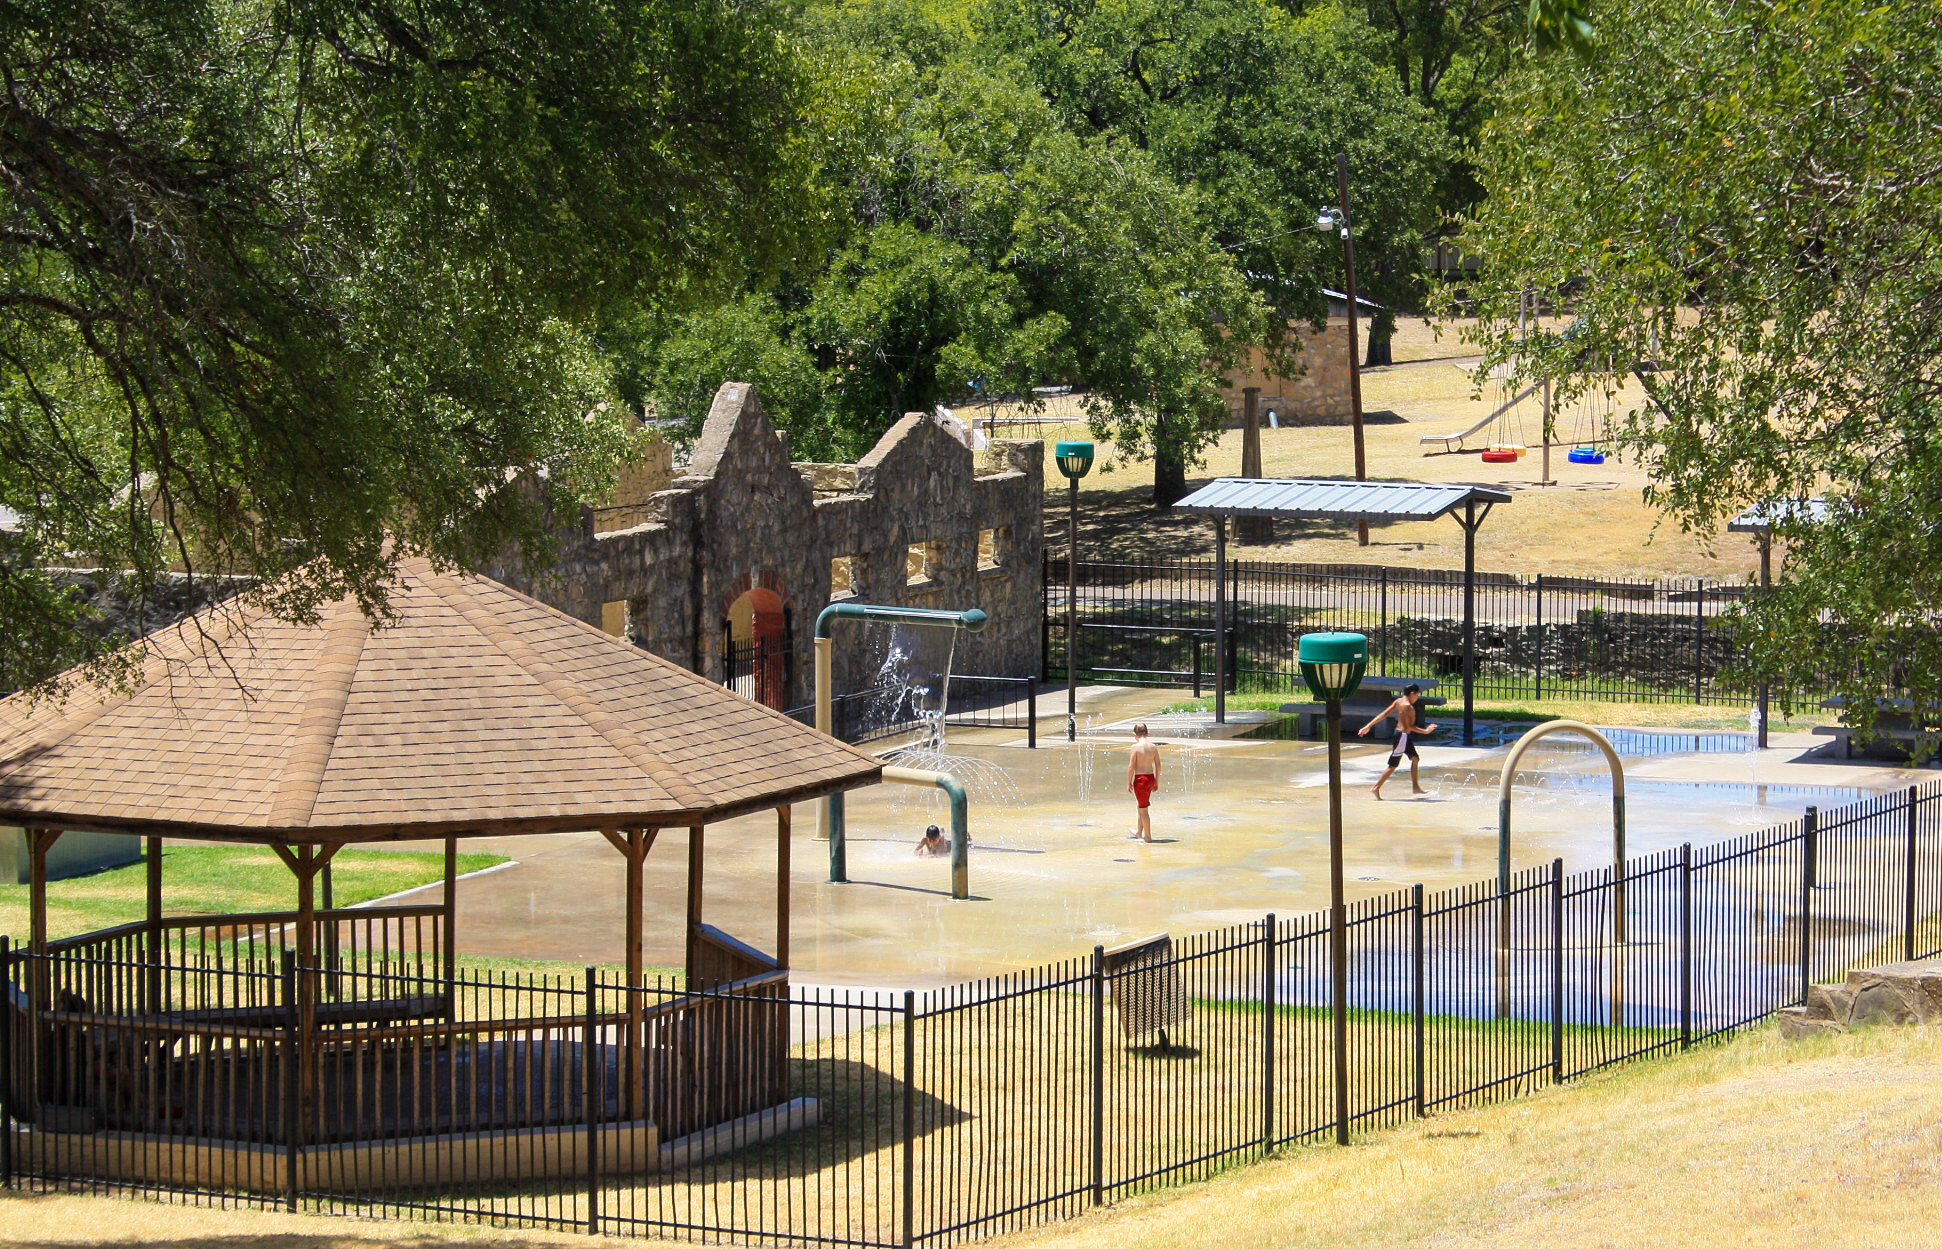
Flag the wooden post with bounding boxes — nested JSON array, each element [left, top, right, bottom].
[[599, 827, 656, 1121], [145, 835, 164, 1014], [1237, 387, 1273, 544], [776, 807, 792, 971], [686, 824, 706, 984], [25, 829, 60, 1101], [272, 840, 340, 1142], [442, 838, 459, 984]]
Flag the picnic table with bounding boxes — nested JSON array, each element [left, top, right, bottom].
[[1280, 675, 1447, 742]]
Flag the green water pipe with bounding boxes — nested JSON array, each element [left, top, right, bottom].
[[883, 766, 971, 899], [813, 603, 988, 883]]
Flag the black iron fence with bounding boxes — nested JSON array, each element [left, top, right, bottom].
[[7, 783, 1940, 1244], [786, 675, 1038, 749], [1043, 555, 1776, 705]]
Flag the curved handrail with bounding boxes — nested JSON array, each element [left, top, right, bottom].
[[882, 766, 971, 900]]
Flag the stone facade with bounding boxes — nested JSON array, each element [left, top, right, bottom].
[[495, 382, 1045, 711], [1221, 320, 1355, 426]]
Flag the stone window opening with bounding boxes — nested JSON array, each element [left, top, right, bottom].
[[907, 540, 944, 588], [600, 600, 649, 647], [830, 555, 861, 600], [977, 527, 1010, 572]]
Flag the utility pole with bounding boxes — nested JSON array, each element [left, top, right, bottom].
[[1337, 153, 1368, 546]]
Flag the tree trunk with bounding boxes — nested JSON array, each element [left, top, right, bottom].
[[1152, 445, 1189, 507]]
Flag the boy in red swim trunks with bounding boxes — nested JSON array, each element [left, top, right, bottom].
[[1127, 723, 1162, 842]]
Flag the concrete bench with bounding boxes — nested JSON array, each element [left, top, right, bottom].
[[1279, 694, 1446, 741], [1811, 724, 1926, 760]]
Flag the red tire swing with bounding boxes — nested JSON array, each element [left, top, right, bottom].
[[1480, 448, 1518, 464]]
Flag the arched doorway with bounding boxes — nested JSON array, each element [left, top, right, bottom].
[[724, 586, 789, 709]]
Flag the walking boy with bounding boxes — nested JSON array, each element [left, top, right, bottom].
[[1126, 723, 1161, 842], [1358, 684, 1437, 799]]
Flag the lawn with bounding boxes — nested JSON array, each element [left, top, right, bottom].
[[0, 842, 507, 944]]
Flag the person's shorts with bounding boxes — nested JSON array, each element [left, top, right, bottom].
[[1132, 774, 1158, 808], [1386, 740, 1419, 767]]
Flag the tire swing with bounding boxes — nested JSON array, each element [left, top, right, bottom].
[[1481, 447, 1519, 464]]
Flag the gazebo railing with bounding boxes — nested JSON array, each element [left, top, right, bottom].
[[42, 905, 448, 1020], [6, 941, 794, 1163]]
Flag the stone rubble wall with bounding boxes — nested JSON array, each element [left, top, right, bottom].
[[1221, 320, 1354, 426], [493, 383, 1045, 711], [1390, 608, 1743, 689]]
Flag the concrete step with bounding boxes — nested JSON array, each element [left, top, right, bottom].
[[1778, 1005, 1843, 1041]]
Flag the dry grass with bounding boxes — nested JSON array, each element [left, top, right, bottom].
[[1019, 316, 1759, 581], [10, 1022, 1938, 1249], [988, 1023, 1942, 1249]]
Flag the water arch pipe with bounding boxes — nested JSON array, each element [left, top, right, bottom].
[[882, 767, 971, 899], [1496, 720, 1628, 1021], [814, 603, 988, 884]]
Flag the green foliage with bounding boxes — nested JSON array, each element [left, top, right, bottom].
[[628, 0, 1444, 503], [1458, 0, 1942, 740], [0, 0, 816, 689]]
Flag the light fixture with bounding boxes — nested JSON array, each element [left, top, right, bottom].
[[1056, 440, 1095, 481]]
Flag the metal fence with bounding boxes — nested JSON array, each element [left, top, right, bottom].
[[7, 783, 1940, 1244], [1043, 555, 1770, 705]]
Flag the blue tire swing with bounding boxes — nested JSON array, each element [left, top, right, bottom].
[[1568, 446, 1605, 465]]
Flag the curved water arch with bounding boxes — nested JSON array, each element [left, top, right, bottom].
[[1497, 720, 1626, 898], [1495, 720, 1629, 1023]]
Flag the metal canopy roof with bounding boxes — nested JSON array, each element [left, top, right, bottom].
[[1173, 478, 1513, 523], [1727, 497, 1829, 533]]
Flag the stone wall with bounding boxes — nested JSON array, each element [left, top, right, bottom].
[[1222, 320, 1354, 426], [495, 383, 1045, 710], [590, 438, 676, 533]]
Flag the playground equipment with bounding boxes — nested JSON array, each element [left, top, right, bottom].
[[1568, 446, 1605, 465], [883, 766, 971, 899], [1496, 720, 1629, 1024], [814, 602, 987, 894]]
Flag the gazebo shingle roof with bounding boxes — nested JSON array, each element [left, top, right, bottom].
[[0, 560, 880, 841]]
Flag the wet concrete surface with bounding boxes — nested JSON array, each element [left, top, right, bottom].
[[385, 689, 1932, 988]]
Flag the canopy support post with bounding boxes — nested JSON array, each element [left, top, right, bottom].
[[272, 840, 341, 1143], [145, 836, 164, 1013], [1453, 500, 1493, 747], [442, 838, 459, 985], [26, 828, 60, 1102], [1758, 534, 1772, 749], [1214, 517, 1228, 725], [686, 824, 705, 983], [600, 826, 656, 1121], [776, 807, 792, 971]]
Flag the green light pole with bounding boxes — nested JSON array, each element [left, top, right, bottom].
[[1298, 630, 1369, 1147], [1056, 441, 1095, 742]]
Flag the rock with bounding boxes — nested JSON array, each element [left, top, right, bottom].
[[1784, 958, 1942, 1039]]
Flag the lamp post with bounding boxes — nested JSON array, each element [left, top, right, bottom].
[[1056, 441, 1095, 742], [1298, 630, 1369, 1147], [1316, 151, 1369, 546]]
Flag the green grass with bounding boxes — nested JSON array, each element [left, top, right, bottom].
[[1, 843, 506, 943]]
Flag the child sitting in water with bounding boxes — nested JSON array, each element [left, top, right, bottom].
[[915, 825, 950, 856]]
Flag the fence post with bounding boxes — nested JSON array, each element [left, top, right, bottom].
[[1679, 844, 1693, 1049], [282, 950, 301, 1214], [1379, 569, 1390, 678], [584, 966, 600, 1235], [1090, 946, 1105, 1206], [1533, 574, 1544, 700], [1906, 786, 1920, 961], [1800, 806, 1818, 1004], [1027, 681, 1037, 750], [1261, 914, 1276, 1157], [0, 935, 11, 1189], [1193, 638, 1203, 699], [1692, 582, 1705, 704], [1411, 884, 1425, 1118], [1550, 859, 1565, 1084], [902, 989, 917, 1247]]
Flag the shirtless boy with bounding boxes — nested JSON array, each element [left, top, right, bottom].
[[1126, 723, 1161, 842], [1357, 684, 1437, 799]]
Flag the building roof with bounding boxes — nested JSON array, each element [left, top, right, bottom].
[[1173, 478, 1513, 523], [0, 560, 880, 842], [1727, 497, 1830, 533]]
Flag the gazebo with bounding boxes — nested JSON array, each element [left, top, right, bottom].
[[0, 560, 880, 1190]]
